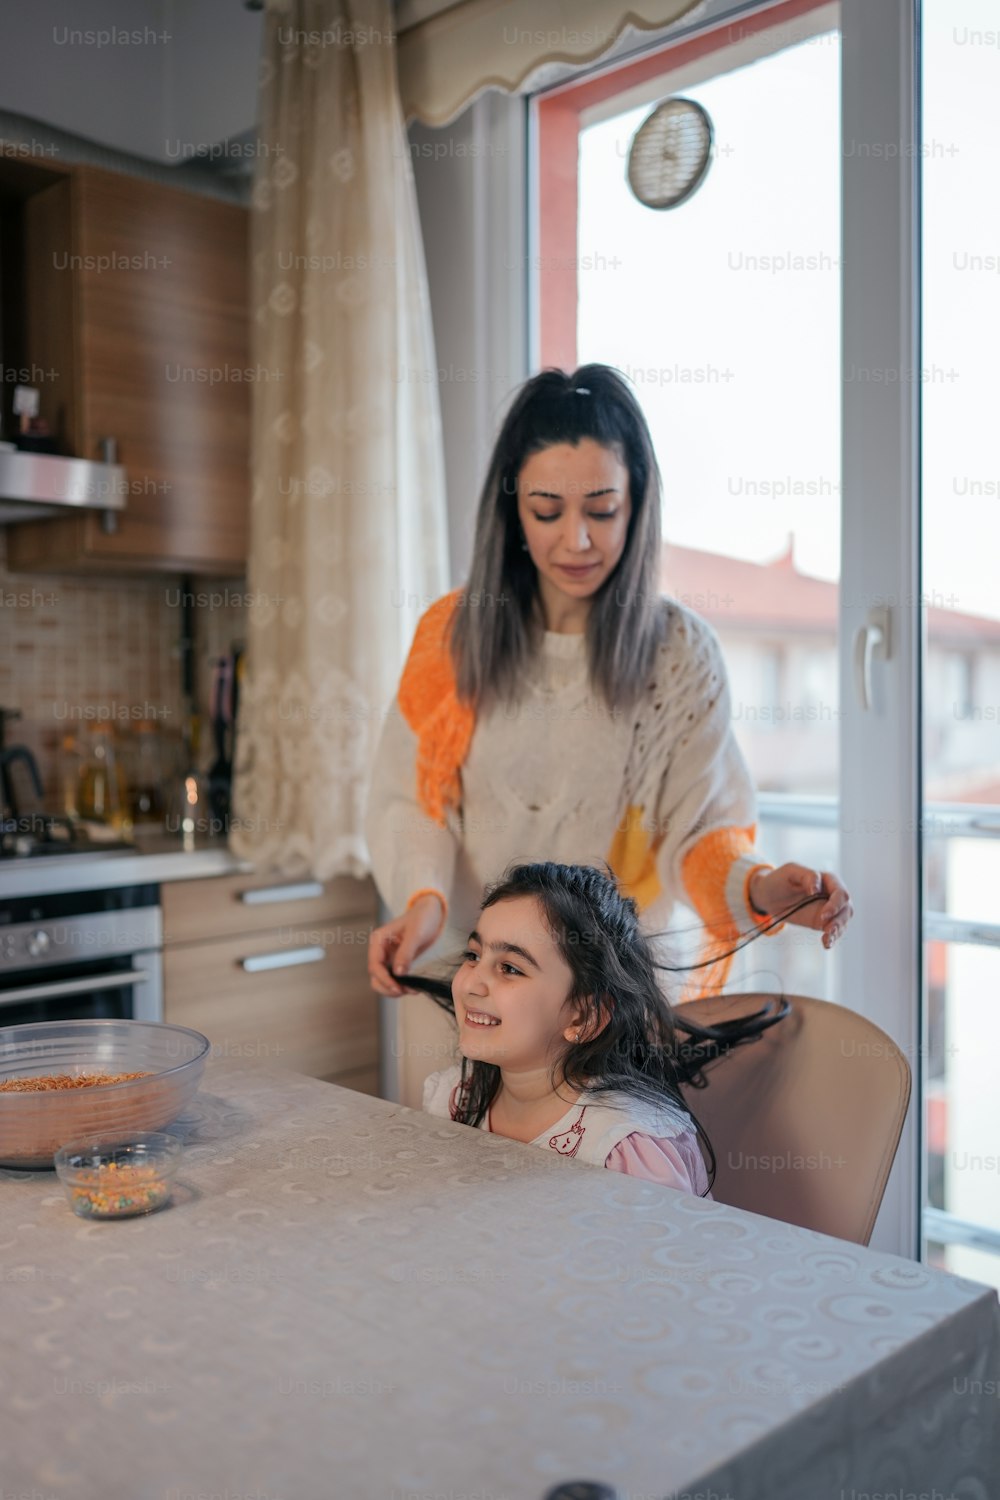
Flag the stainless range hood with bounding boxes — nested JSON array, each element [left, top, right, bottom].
[[0, 449, 128, 524]]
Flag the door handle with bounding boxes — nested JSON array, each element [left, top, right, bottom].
[[853, 605, 891, 711]]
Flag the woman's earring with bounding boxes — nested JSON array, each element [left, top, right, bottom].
[[572, 1029, 581, 1041], [520, 536, 529, 552]]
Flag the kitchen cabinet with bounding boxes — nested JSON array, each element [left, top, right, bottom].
[[5, 163, 249, 575], [163, 872, 379, 1093]]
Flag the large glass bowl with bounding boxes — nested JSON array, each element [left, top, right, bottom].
[[0, 1020, 210, 1169]]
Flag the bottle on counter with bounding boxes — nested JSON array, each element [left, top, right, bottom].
[[57, 732, 85, 822], [76, 724, 133, 837], [165, 764, 208, 851], [128, 720, 165, 827]]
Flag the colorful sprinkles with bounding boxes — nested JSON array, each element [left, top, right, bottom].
[[64, 1159, 172, 1219]]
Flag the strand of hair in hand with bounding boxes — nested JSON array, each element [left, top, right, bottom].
[[650, 891, 826, 973], [389, 891, 824, 1001], [388, 891, 823, 1072], [389, 958, 792, 1090]]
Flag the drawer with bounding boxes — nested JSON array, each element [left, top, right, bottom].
[[163, 871, 377, 946], [163, 921, 378, 1081]]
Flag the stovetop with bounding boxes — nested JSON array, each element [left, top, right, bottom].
[[0, 814, 135, 861]]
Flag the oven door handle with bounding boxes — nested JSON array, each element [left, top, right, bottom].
[[0, 970, 150, 1006]]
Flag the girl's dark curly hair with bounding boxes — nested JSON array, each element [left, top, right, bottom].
[[394, 860, 805, 1195]]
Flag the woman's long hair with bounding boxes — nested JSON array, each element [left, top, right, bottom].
[[450, 365, 667, 714], [394, 861, 811, 1195]]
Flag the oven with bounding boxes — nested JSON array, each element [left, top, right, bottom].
[[0, 884, 162, 1028]]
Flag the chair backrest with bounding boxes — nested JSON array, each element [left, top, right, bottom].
[[679, 992, 911, 1245]]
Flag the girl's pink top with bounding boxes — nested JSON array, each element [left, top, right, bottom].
[[605, 1129, 712, 1197], [425, 1065, 712, 1198]]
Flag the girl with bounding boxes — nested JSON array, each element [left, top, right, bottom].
[[395, 860, 804, 1196], [366, 364, 852, 1028]]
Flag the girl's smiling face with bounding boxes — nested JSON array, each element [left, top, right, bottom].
[[517, 439, 632, 627], [452, 896, 585, 1071]]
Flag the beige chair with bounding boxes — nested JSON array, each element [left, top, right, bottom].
[[679, 992, 911, 1245], [396, 990, 911, 1247]]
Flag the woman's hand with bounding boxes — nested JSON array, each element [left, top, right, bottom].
[[367, 894, 446, 996], [749, 864, 853, 949]]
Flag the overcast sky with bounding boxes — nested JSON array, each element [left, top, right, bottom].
[[577, 0, 999, 621]]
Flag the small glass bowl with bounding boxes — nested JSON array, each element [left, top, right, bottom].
[[53, 1132, 183, 1219]]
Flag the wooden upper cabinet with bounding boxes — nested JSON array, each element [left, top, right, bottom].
[[6, 164, 249, 575]]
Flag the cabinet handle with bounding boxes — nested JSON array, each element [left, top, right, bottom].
[[239, 946, 325, 974], [238, 882, 324, 906], [0, 970, 148, 1006], [98, 436, 119, 534]]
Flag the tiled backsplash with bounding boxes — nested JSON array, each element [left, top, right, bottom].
[[0, 529, 246, 813]]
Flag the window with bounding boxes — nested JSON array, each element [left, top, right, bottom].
[[534, 0, 841, 1004], [922, 0, 1000, 1288]]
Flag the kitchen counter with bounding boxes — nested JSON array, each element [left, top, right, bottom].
[[2, 1058, 999, 1500], [0, 832, 251, 900]]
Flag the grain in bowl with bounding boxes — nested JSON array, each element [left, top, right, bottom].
[[0, 1020, 209, 1168]]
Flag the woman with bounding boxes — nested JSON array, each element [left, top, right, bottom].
[[365, 364, 852, 1003]]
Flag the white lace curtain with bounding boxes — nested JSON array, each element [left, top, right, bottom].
[[230, 0, 448, 878]]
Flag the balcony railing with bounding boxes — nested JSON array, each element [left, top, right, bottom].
[[759, 792, 1000, 841]]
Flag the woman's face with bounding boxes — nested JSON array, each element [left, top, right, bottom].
[[452, 896, 584, 1072], [516, 439, 632, 619]]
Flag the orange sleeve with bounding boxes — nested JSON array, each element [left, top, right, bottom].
[[678, 826, 778, 999], [397, 589, 475, 827]]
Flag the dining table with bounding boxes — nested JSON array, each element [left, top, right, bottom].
[[2, 1056, 999, 1500]]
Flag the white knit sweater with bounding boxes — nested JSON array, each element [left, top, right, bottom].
[[363, 597, 765, 963]]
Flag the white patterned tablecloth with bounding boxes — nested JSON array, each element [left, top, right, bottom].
[[2, 1058, 998, 1500]]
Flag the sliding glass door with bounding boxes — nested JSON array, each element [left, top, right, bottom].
[[920, 0, 1000, 1285], [530, 0, 930, 1260]]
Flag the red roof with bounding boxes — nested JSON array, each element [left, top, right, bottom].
[[660, 541, 1000, 643]]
